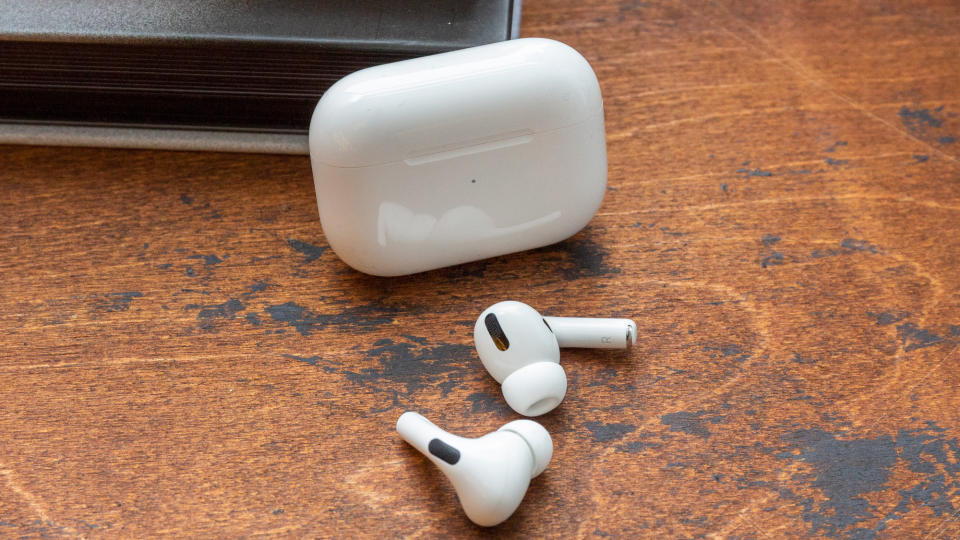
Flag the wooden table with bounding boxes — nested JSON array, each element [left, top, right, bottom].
[[2, 1, 959, 537]]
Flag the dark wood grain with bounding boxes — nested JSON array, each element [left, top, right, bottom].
[[2, 1, 959, 538]]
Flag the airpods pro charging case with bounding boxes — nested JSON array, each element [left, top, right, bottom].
[[309, 38, 606, 276]]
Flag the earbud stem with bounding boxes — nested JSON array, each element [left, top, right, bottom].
[[397, 412, 450, 459], [542, 317, 636, 349]]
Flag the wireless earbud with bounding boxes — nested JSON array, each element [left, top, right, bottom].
[[474, 301, 636, 416], [396, 411, 552, 527]]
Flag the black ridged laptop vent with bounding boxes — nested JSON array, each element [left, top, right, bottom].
[[0, 0, 518, 133], [0, 42, 420, 132]]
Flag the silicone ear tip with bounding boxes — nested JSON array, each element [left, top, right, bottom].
[[501, 362, 567, 417], [500, 419, 554, 478]]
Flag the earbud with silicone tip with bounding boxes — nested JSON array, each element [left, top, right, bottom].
[[474, 301, 636, 416], [396, 411, 552, 527]]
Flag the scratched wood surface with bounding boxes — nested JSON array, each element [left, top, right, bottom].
[[2, 1, 959, 538]]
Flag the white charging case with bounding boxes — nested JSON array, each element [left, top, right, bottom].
[[309, 38, 606, 276]]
